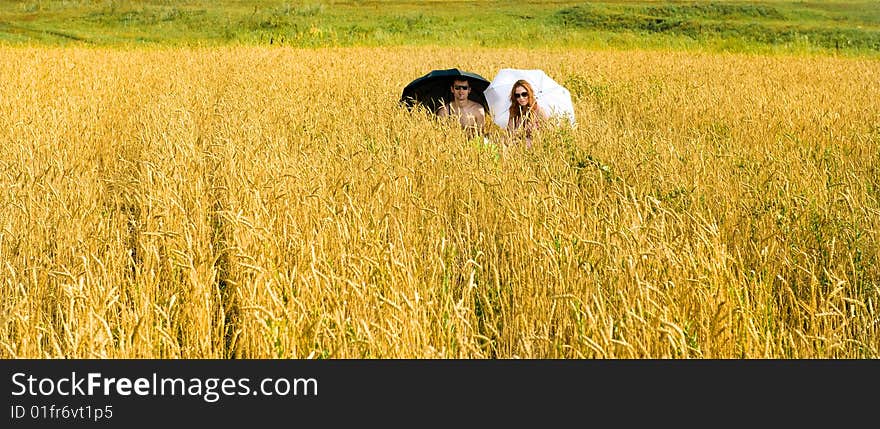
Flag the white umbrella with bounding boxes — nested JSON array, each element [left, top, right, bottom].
[[483, 68, 576, 129]]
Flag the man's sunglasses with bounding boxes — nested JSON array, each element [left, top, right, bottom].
[[514, 91, 529, 99], [454, 85, 470, 90]]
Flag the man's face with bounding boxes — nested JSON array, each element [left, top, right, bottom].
[[451, 80, 470, 101]]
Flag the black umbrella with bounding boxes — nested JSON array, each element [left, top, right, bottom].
[[400, 68, 490, 113]]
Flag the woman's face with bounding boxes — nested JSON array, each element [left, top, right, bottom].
[[513, 85, 529, 106]]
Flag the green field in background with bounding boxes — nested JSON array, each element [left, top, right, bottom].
[[2, 0, 879, 54]]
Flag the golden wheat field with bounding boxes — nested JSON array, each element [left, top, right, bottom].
[[1, 46, 878, 358]]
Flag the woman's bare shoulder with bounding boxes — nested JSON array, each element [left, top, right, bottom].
[[536, 104, 550, 118]]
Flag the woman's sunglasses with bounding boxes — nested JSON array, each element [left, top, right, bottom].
[[454, 85, 470, 90], [514, 91, 529, 99]]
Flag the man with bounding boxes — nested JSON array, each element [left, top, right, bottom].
[[436, 78, 486, 137]]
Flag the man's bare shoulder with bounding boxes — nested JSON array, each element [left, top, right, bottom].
[[464, 100, 485, 112]]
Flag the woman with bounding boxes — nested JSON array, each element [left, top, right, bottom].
[[506, 79, 550, 145]]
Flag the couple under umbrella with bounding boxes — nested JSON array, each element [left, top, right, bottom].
[[400, 68, 576, 138]]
